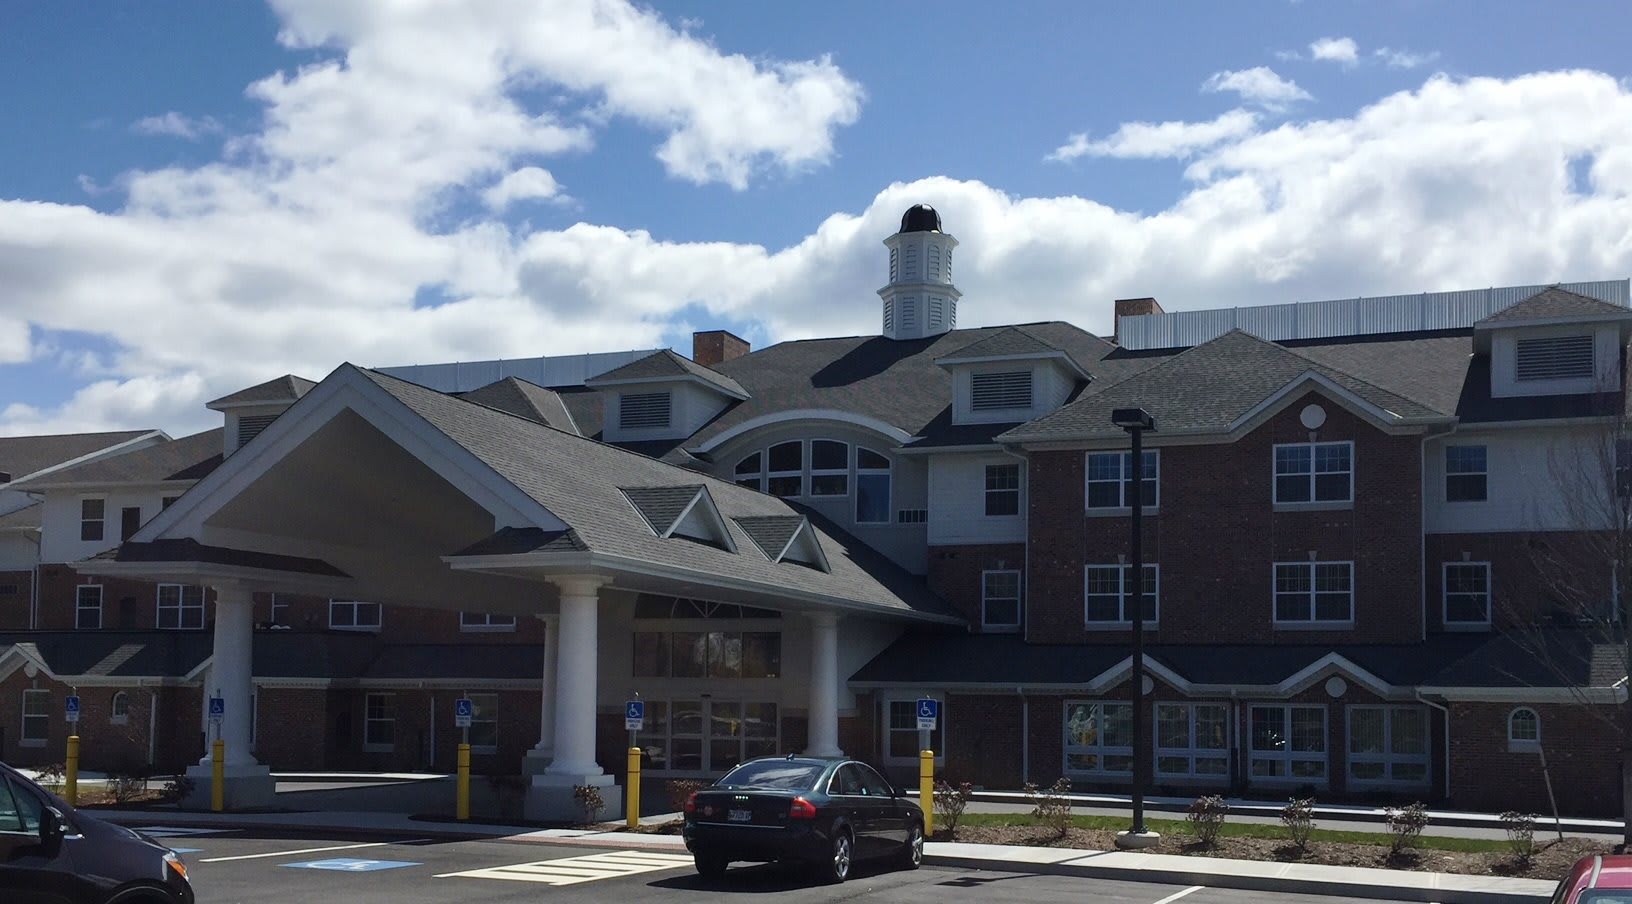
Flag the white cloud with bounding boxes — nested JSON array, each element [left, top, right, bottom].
[[1309, 36, 1359, 66], [1048, 110, 1259, 161], [1375, 47, 1441, 70], [131, 112, 222, 139], [1202, 67, 1313, 111], [482, 167, 566, 210]]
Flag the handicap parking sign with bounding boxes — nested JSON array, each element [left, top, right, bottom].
[[283, 858, 421, 872], [625, 700, 644, 731], [207, 697, 225, 724], [454, 698, 473, 729], [64, 695, 80, 724], [915, 698, 939, 731]]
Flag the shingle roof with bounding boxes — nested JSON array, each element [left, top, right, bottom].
[[1002, 329, 1450, 443], [459, 378, 581, 434], [935, 326, 1062, 361], [206, 375, 317, 408], [91, 537, 349, 577], [450, 527, 585, 556], [1423, 628, 1625, 688], [732, 516, 805, 561], [621, 485, 703, 535], [1479, 287, 1632, 325], [0, 431, 154, 483], [588, 349, 749, 399], [8, 429, 222, 488]]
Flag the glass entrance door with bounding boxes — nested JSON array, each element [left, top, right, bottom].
[[658, 700, 779, 774]]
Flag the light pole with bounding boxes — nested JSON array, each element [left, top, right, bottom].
[[1111, 407, 1159, 849]]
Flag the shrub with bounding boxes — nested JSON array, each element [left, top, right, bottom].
[[1280, 797, 1316, 853], [667, 779, 709, 814], [108, 773, 148, 804], [1186, 794, 1229, 848], [34, 763, 66, 792], [572, 784, 606, 825], [1385, 802, 1430, 854], [160, 776, 194, 804], [1024, 777, 1073, 838], [934, 781, 974, 837], [1500, 811, 1536, 862]]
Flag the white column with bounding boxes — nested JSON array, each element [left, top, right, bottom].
[[204, 584, 259, 767], [533, 613, 560, 757], [804, 611, 843, 757], [544, 576, 607, 777]]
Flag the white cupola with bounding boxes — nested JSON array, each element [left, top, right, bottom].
[[879, 204, 961, 340]]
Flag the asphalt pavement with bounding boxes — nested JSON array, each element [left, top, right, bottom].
[[161, 827, 1461, 904]]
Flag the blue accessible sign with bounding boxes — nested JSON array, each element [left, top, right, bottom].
[[454, 698, 473, 729], [207, 697, 225, 724], [624, 700, 644, 731], [64, 695, 80, 724], [915, 698, 939, 731]]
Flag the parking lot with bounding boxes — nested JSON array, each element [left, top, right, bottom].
[[154, 826, 1465, 904]]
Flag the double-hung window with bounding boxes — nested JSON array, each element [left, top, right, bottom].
[[985, 463, 1021, 517], [886, 699, 944, 763], [1249, 704, 1327, 782], [1084, 564, 1158, 625], [733, 452, 763, 491], [981, 570, 1021, 631], [1063, 701, 1133, 776], [364, 693, 394, 751], [1445, 445, 1487, 502], [21, 689, 49, 746], [1443, 562, 1492, 627], [1348, 706, 1430, 786], [76, 585, 103, 630], [1155, 703, 1229, 780], [157, 584, 205, 630], [809, 440, 848, 496], [1274, 441, 1352, 504], [1085, 451, 1158, 510], [80, 498, 106, 542], [1273, 562, 1353, 626], [330, 600, 383, 631], [855, 448, 891, 523], [767, 441, 803, 498]]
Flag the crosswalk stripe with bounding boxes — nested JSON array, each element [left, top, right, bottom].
[[436, 850, 694, 886]]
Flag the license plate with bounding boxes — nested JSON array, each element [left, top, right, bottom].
[[728, 809, 752, 823]]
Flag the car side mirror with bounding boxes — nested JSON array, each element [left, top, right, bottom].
[[40, 808, 65, 845]]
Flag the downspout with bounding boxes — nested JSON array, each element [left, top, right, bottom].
[[1229, 691, 1240, 791], [148, 687, 159, 766], [1417, 691, 1451, 802], [1017, 686, 1029, 786]]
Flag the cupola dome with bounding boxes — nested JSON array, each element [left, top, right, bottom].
[[898, 204, 942, 234]]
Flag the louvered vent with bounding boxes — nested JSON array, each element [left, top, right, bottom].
[[237, 414, 278, 447], [1515, 335, 1594, 381], [971, 371, 1033, 410], [619, 392, 672, 429], [889, 247, 898, 282]]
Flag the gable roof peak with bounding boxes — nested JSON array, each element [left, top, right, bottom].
[[586, 348, 749, 399], [1477, 286, 1632, 326]]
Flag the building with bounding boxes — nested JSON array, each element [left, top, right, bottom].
[[0, 205, 1626, 818]]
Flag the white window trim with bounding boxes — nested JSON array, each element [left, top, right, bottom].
[[809, 439, 850, 497], [1248, 703, 1329, 785], [1507, 707, 1541, 752], [855, 447, 892, 524], [984, 462, 1022, 518], [1154, 702, 1231, 782], [882, 694, 946, 767], [1083, 563, 1160, 628], [156, 584, 206, 631], [1442, 561, 1493, 630], [766, 440, 805, 499], [1271, 561, 1355, 629], [79, 495, 107, 543], [459, 612, 517, 633], [363, 692, 395, 753], [110, 691, 131, 726], [76, 584, 103, 630], [269, 593, 290, 627], [1062, 700, 1133, 779], [1346, 705, 1431, 788], [1444, 444, 1488, 503], [1272, 440, 1354, 508], [981, 569, 1022, 632], [1084, 450, 1160, 514], [21, 688, 49, 747], [733, 451, 765, 492], [330, 599, 383, 633]]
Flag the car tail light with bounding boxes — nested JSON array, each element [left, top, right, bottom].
[[684, 792, 699, 815], [788, 796, 818, 820]]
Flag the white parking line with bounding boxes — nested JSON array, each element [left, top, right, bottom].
[[436, 850, 695, 886], [1150, 887, 1205, 904], [200, 839, 430, 863]]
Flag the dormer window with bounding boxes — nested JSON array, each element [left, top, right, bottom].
[[1515, 334, 1594, 382], [619, 391, 672, 430], [971, 371, 1033, 411]]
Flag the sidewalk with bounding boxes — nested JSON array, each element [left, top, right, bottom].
[[92, 808, 1559, 904]]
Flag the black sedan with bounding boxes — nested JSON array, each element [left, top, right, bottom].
[[682, 755, 924, 883]]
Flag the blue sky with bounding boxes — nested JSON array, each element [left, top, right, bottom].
[[1, 1, 1630, 435]]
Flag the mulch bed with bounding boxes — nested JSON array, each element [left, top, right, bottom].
[[941, 824, 1607, 881]]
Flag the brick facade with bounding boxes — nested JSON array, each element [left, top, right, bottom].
[[0, 570, 33, 630], [927, 543, 1025, 627], [1448, 701, 1623, 816], [1425, 531, 1613, 631]]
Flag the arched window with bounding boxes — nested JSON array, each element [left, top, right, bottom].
[[810, 440, 849, 496], [734, 452, 763, 491], [767, 441, 804, 498], [856, 447, 891, 524], [1507, 707, 1540, 747], [111, 691, 130, 724]]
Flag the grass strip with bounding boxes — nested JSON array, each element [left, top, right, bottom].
[[954, 812, 1509, 854]]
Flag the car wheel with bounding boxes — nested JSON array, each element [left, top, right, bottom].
[[694, 853, 728, 879], [821, 829, 854, 884], [898, 821, 923, 870]]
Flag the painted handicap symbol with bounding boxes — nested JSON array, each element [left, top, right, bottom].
[[283, 858, 421, 872]]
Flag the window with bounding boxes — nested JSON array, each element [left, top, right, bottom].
[[810, 440, 849, 496], [76, 585, 103, 630], [1249, 704, 1327, 781], [1515, 334, 1594, 381], [1445, 445, 1488, 502], [1348, 706, 1430, 786], [1444, 562, 1492, 626], [460, 611, 517, 632], [1063, 701, 1133, 776], [1508, 707, 1540, 748], [466, 692, 498, 752], [156, 584, 205, 630], [120, 506, 142, 542], [1084, 564, 1158, 625], [80, 498, 105, 542], [1273, 562, 1353, 625], [1086, 450, 1159, 509], [971, 371, 1033, 411], [896, 508, 927, 524], [1273, 441, 1353, 504], [21, 689, 49, 745], [161, 495, 179, 510], [364, 693, 394, 751], [887, 699, 945, 762], [111, 691, 130, 725], [856, 448, 892, 524], [1156, 703, 1230, 780], [237, 414, 278, 447], [268, 593, 290, 627], [633, 631, 782, 679], [982, 570, 1021, 630], [734, 452, 763, 491], [619, 391, 671, 430], [767, 441, 803, 498], [985, 463, 1021, 516], [330, 600, 382, 631]]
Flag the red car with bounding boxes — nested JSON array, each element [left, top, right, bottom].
[[1554, 855, 1632, 903]]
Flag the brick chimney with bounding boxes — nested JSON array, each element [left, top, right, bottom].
[[1113, 297, 1165, 344], [692, 329, 750, 368]]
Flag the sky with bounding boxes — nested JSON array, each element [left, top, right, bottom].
[[1, 0, 1631, 436]]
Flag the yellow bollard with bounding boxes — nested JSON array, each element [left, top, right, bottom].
[[211, 739, 224, 812], [456, 743, 471, 821], [65, 735, 80, 806], [626, 747, 641, 829], [919, 748, 934, 837]]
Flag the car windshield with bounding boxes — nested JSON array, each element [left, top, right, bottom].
[[1580, 893, 1632, 904], [715, 761, 826, 791]]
